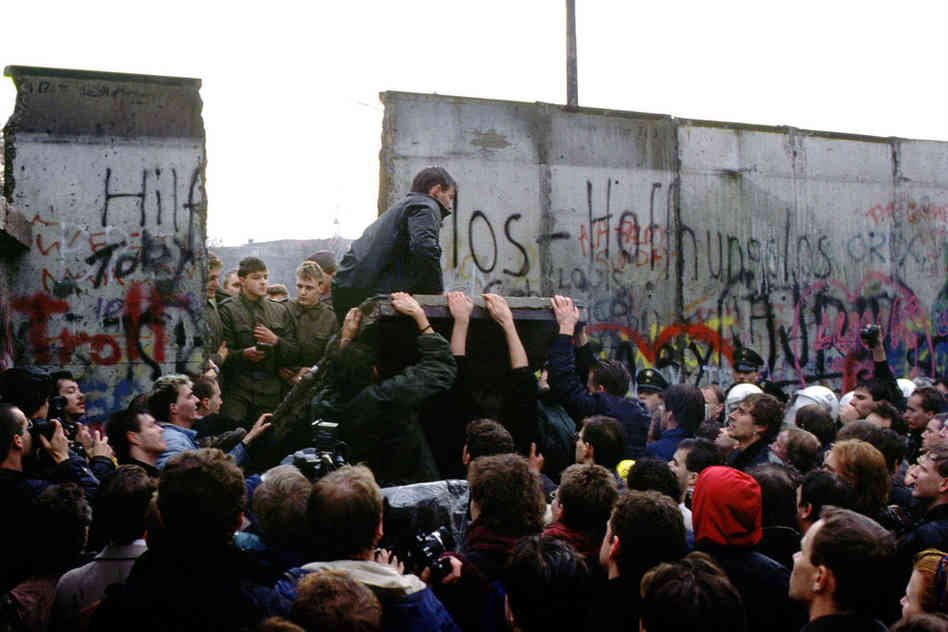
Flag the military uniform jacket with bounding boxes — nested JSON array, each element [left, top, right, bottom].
[[286, 298, 339, 368], [206, 297, 224, 363], [220, 293, 299, 395]]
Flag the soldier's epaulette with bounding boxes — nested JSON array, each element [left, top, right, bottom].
[[217, 296, 234, 306], [267, 297, 288, 303]]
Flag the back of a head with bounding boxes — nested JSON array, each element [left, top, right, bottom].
[[748, 463, 799, 530], [468, 453, 545, 538], [306, 251, 337, 275], [916, 387, 946, 415], [192, 376, 217, 403], [872, 400, 908, 436], [799, 470, 854, 520], [291, 569, 382, 632], [253, 465, 312, 552], [836, 419, 882, 444], [682, 438, 725, 474], [626, 457, 681, 505], [828, 439, 890, 516], [267, 284, 289, 300], [783, 427, 822, 474], [909, 550, 948, 618], [581, 415, 626, 469], [504, 535, 593, 632], [610, 490, 685, 578], [158, 448, 245, 545], [692, 466, 762, 548], [33, 483, 93, 573], [873, 427, 908, 474], [0, 367, 53, 419], [0, 402, 23, 463], [331, 341, 377, 399], [308, 465, 383, 561], [96, 464, 156, 545], [465, 418, 514, 459], [891, 614, 948, 632], [664, 384, 705, 435], [795, 404, 836, 447], [557, 463, 619, 533], [409, 167, 456, 195], [640, 551, 747, 632], [810, 507, 895, 614], [591, 360, 631, 397]]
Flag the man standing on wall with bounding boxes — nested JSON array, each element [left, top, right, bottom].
[[331, 167, 456, 321]]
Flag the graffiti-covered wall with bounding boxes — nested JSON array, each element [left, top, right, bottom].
[[3, 66, 207, 422], [379, 92, 948, 392]]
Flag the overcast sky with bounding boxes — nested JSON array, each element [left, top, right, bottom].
[[2, 1, 946, 246]]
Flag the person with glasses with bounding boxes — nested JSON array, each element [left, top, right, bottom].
[[0, 402, 100, 593]]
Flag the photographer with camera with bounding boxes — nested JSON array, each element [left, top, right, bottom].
[[276, 464, 460, 631], [0, 402, 101, 593]]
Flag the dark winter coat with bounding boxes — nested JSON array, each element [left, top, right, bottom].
[[548, 334, 650, 458], [311, 333, 456, 486], [332, 193, 450, 316]]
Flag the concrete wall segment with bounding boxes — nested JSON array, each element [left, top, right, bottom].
[[381, 91, 948, 392], [2, 67, 207, 422]]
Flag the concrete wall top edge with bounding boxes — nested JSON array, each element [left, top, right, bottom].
[[381, 91, 940, 145], [4, 65, 201, 88], [3, 71, 204, 139]]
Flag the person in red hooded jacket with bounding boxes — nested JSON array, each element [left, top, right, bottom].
[[692, 465, 806, 632]]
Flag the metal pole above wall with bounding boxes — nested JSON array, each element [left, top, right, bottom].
[[566, 0, 578, 109]]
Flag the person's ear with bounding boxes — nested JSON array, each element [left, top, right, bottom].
[[609, 533, 621, 561], [813, 565, 833, 594], [686, 471, 698, 488], [799, 502, 814, 521], [462, 445, 471, 467]]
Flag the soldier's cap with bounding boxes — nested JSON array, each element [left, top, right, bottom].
[[637, 368, 668, 393], [306, 251, 337, 274], [734, 348, 764, 373]]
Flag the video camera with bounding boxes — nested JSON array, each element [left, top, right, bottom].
[[291, 420, 349, 481]]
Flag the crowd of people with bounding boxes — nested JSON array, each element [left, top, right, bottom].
[[3, 166, 948, 631]]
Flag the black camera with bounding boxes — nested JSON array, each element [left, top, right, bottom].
[[860, 324, 881, 348], [401, 527, 454, 583], [30, 418, 56, 441], [290, 420, 348, 481]]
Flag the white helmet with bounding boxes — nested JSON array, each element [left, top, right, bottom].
[[725, 383, 764, 418], [784, 385, 840, 426], [839, 391, 855, 408], [897, 378, 917, 400]]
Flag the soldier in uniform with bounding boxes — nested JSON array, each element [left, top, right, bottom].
[[725, 347, 786, 402], [638, 367, 669, 443], [280, 261, 339, 387], [306, 250, 337, 308], [205, 252, 229, 375], [637, 368, 669, 414], [732, 347, 764, 385], [219, 256, 299, 428]]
